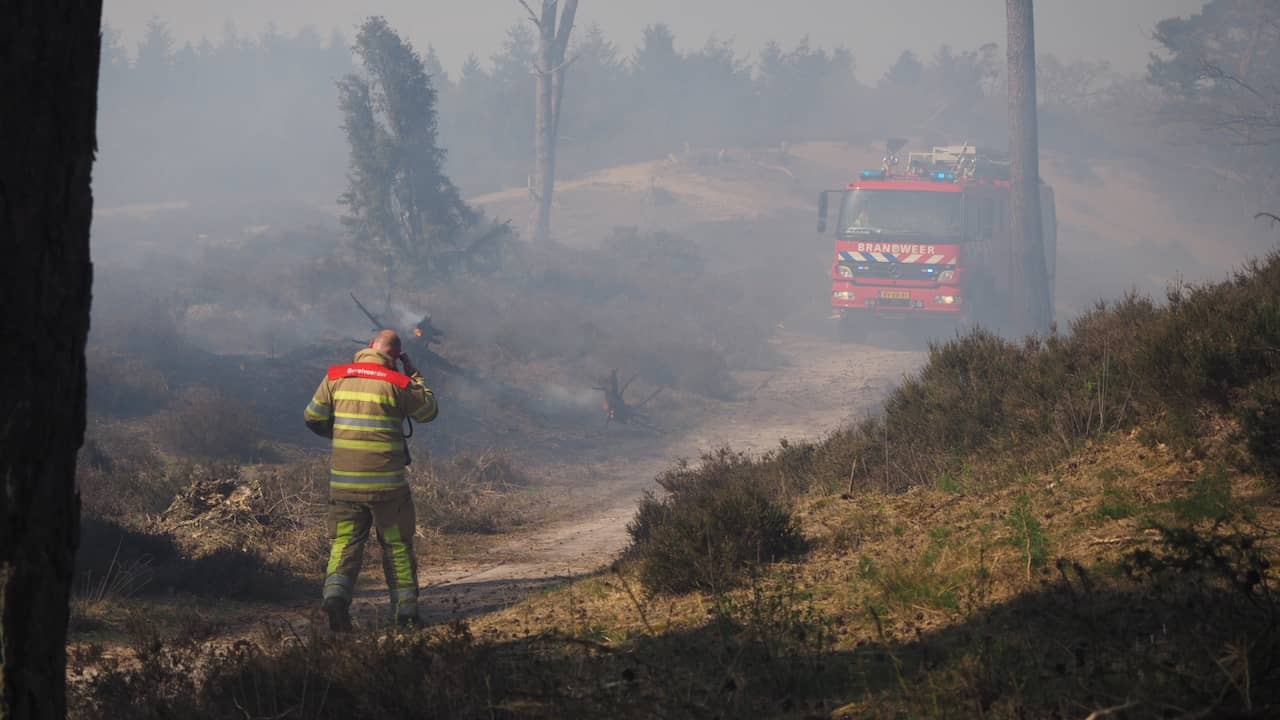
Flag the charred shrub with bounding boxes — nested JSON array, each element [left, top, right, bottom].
[[627, 340, 737, 400], [86, 346, 172, 417], [77, 424, 172, 517], [69, 622, 511, 720], [430, 226, 775, 400], [157, 386, 264, 461], [90, 291, 185, 353], [627, 448, 806, 594]]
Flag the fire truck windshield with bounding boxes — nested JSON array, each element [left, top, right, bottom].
[[838, 189, 962, 237]]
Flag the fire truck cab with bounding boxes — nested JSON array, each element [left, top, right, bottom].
[[818, 143, 1056, 336]]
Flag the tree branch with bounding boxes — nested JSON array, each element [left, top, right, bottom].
[[1083, 700, 1139, 719], [516, 0, 541, 28], [553, 0, 579, 55], [547, 53, 578, 76], [1201, 61, 1266, 101]]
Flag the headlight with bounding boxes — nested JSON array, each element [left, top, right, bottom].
[[939, 270, 955, 282], [837, 265, 854, 279], [934, 295, 961, 305], [832, 290, 856, 301]]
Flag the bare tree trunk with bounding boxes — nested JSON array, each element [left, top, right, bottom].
[[527, 0, 578, 245], [0, 2, 101, 717], [1006, 0, 1052, 334]]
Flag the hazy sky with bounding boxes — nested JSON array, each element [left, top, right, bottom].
[[104, 0, 1205, 80]]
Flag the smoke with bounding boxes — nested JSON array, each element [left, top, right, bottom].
[[533, 381, 604, 416], [85, 6, 1280, 463]]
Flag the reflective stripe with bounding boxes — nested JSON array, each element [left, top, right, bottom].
[[331, 469, 406, 478], [334, 390, 396, 406], [381, 524, 415, 590], [330, 480, 408, 491], [326, 522, 356, 576], [410, 404, 438, 423], [333, 411, 398, 421], [323, 573, 353, 593], [330, 470, 407, 490], [332, 416, 401, 431], [323, 574, 353, 601], [324, 574, 353, 590], [305, 400, 331, 420], [333, 423, 399, 434], [333, 437, 404, 452]]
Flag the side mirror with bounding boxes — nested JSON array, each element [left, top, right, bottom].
[[817, 191, 830, 234]]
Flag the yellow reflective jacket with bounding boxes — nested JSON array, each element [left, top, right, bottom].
[[304, 348, 438, 500]]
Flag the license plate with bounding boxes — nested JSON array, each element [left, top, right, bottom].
[[879, 290, 910, 300]]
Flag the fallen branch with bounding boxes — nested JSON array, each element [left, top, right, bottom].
[[1083, 700, 1139, 719]]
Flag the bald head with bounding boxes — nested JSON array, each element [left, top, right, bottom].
[[371, 330, 402, 357]]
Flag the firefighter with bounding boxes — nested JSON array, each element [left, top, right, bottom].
[[304, 329, 438, 630]]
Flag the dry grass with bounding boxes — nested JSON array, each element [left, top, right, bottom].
[[70, 430, 1278, 719], [68, 251, 1280, 717], [409, 449, 546, 534]]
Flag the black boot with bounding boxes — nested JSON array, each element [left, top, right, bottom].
[[395, 612, 424, 630], [322, 597, 353, 632]]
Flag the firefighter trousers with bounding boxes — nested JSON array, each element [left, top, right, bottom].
[[323, 489, 419, 620]]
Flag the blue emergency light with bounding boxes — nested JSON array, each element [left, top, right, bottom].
[[932, 171, 956, 181], [860, 170, 885, 179]]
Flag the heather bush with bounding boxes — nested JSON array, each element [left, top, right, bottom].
[[627, 448, 806, 593]]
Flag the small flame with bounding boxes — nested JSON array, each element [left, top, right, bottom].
[[413, 328, 424, 338]]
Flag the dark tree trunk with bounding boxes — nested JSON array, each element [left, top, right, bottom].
[[1006, 0, 1052, 334], [530, 0, 577, 245], [0, 1, 101, 718]]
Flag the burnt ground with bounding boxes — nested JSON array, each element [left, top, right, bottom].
[[94, 328, 923, 635]]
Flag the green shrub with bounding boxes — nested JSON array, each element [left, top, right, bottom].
[[1161, 469, 1234, 525], [1005, 494, 1049, 579], [627, 448, 807, 594], [1094, 486, 1138, 521], [1237, 375, 1280, 481], [798, 252, 1280, 492]]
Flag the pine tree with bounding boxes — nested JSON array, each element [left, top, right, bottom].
[[338, 17, 477, 302]]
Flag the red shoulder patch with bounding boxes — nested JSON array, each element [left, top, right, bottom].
[[327, 363, 412, 389]]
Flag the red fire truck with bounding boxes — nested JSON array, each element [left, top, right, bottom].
[[817, 142, 1056, 337]]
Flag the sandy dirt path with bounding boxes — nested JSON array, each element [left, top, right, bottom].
[[396, 330, 924, 622]]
